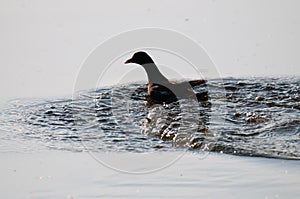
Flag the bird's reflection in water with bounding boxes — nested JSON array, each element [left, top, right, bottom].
[[130, 84, 211, 150]]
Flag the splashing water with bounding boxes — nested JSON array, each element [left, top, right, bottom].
[[0, 77, 299, 159]]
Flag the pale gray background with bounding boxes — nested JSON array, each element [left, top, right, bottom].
[[0, 0, 299, 101]]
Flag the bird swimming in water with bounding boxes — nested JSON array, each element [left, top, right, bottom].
[[124, 51, 208, 104]]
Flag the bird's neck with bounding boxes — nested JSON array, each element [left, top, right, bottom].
[[142, 63, 169, 85]]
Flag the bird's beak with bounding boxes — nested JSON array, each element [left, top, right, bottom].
[[124, 58, 132, 64]]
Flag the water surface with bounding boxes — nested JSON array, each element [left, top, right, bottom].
[[0, 77, 299, 159]]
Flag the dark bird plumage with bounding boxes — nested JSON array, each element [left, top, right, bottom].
[[125, 51, 208, 104]]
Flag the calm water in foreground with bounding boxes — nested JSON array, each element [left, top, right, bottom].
[[0, 77, 299, 198]]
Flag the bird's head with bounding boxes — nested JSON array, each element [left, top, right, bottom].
[[124, 51, 154, 66]]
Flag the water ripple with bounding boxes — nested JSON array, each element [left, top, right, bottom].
[[0, 77, 299, 159]]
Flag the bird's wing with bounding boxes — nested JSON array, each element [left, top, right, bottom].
[[188, 79, 207, 87]]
